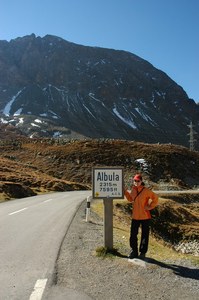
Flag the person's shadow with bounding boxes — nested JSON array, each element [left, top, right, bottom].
[[144, 257, 199, 281], [115, 252, 199, 281]]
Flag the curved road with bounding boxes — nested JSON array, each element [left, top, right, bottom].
[[0, 191, 91, 300]]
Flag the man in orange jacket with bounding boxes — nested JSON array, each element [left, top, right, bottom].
[[124, 174, 158, 259]]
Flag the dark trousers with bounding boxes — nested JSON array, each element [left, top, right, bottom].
[[130, 219, 150, 254]]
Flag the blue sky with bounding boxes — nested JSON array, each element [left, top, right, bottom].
[[0, 0, 198, 102]]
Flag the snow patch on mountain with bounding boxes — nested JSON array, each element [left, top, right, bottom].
[[83, 104, 96, 118], [53, 131, 62, 137], [113, 106, 137, 129], [89, 93, 105, 105], [3, 89, 24, 116], [16, 118, 24, 126], [31, 123, 40, 127], [14, 108, 23, 116], [35, 119, 42, 123], [0, 118, 8, 124], [135, 107, 157, 126]]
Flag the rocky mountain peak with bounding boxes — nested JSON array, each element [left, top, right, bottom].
[[0, 34, 198, 148]]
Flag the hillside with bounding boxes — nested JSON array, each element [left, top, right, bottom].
[[1, 138, 199, 198], [0, 138, 199, 251]]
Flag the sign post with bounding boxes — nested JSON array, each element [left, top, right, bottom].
[[103, 198, 113, 249], [92, 167, 124, 250]]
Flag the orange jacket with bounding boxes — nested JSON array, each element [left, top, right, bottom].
[[125, 186, 158, 220]]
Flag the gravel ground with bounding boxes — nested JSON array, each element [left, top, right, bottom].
[[52, 200, 199, 300]]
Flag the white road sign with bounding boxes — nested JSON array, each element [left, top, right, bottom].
[[92, 167, 124, 199]]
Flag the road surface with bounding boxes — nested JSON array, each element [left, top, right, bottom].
[[0, 191, 91, 300]]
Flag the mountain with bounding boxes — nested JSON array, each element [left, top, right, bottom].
[[0, 34, 198, 148]]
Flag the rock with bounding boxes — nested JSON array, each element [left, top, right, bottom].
[[0, 182, 36, 199]]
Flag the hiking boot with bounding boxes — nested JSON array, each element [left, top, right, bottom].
[[139, 253, 146, 259], [128, 251, 138, 259]]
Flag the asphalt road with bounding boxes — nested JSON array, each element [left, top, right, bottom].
[[0, 191, 91, 300]]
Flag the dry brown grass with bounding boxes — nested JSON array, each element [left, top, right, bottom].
[[91, 198, 199, 265]]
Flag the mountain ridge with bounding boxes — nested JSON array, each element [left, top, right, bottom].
[[0, 34, 198, 148]]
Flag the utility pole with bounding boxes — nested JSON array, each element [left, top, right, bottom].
[[187, 121, 197, 151]]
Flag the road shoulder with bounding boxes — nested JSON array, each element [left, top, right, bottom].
[[49, 201, 199, 300]]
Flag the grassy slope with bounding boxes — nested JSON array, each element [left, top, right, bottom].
[[91, 199, 199, 266]]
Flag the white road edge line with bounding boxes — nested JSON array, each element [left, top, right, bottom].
[[43, 199, 53, 203], [29, 278, 48, 300], [9, 207, 28, 216]]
